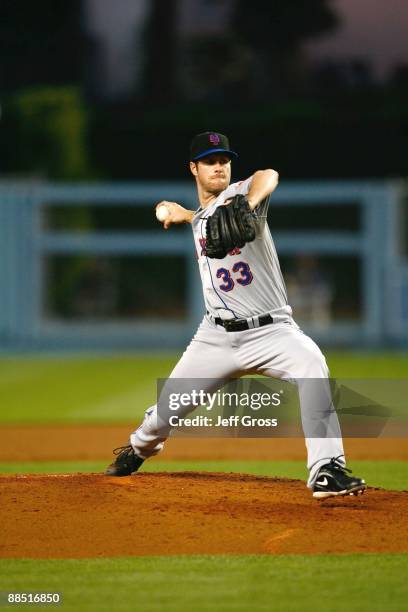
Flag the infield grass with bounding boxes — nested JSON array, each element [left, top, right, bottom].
[[1, 554, 407, 612]]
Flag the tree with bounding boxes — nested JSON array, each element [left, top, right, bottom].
[[0, 0, 83, 92], [232, 0, 340, 97], [142, 0, 179, 104]]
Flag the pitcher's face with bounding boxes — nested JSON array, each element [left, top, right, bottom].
[[190, 154, 231, 194]]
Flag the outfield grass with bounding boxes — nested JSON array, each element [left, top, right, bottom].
[[0, 460, 406, 491], [326, 351, 408, 378], [0, 354, 175, 423], [1, 554, 407, 612], [0, 351, 407, 424]]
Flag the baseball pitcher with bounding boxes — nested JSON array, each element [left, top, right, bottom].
[[106, 131, 366, 499]]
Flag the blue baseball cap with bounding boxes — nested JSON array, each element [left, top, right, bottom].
[[190, 131, 238, 161]]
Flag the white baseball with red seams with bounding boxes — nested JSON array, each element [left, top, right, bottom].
[[130, 176, 345, 489]]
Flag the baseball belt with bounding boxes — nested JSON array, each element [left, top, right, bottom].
[[208, 312, 274, 332]]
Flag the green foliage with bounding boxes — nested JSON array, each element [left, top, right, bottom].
[[3, 86, 90, 178], [0, 0, 82, 90], [234, 0, 340, 50]]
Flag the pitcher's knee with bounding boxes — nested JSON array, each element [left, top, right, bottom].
[[298, 344, 329, 378]]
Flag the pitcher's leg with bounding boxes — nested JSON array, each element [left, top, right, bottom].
[[243, 323, 344, 488], [292, 340, 344, 487], [130, 318, 239, 459]]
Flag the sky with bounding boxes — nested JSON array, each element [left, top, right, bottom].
[[83, 0, 408, 96], [307, 0, 408, 80]]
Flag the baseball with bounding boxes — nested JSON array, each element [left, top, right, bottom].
[[156, 205, 169, 222]]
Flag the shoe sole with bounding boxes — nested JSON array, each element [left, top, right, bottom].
[[313, 483, 366, 499], [105, 469, 138, 476], [105, 455, 144, 477], [105, 472, 132, 476]]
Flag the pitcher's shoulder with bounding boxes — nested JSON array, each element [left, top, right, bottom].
[[224, 176, 253, 198]]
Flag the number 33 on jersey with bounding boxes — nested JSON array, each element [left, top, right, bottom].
[[192, 177, 290, 320]]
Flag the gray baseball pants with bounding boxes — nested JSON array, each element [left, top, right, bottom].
[[130, 315, 345, 487]]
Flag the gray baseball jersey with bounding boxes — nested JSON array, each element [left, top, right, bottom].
[[192, 177, 292, 321]]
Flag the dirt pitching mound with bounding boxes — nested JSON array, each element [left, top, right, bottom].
[[1, 472, 407, 558]]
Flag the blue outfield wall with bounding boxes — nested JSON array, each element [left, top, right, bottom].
[[0, 180, 407, 350]]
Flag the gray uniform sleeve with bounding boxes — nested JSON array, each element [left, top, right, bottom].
[[229, 176, 269, 234], [253, 196, 270, 236]]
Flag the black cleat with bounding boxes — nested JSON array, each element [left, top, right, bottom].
[[105, 445, 144, 476], [312, 457, 366, 499]]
